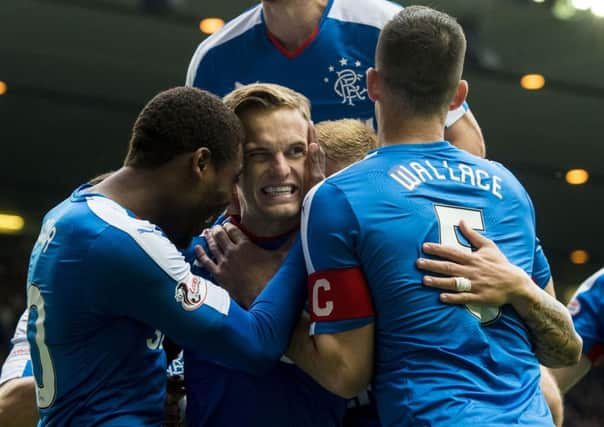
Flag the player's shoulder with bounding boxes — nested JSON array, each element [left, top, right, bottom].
[[576, 268, 604, 296], [327, 0, 402, 29], [85, 194, 189, 280], [186, 4, 263, 85]]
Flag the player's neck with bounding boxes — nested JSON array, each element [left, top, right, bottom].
[[91, 167, 181, 239], [377, 110, 445, 146], [262, 0, 327, 51], [239, 212, 298, 240]]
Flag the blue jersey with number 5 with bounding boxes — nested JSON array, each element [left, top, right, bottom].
[[301, 141, 552, 427]]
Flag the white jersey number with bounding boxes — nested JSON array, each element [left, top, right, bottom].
[[27, 284, 57, 408], [433, 205, 502, 324]]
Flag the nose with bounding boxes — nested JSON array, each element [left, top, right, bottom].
[[270, 152, 291, 179]]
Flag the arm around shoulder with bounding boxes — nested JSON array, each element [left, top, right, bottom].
[[287, 313, 374, 399]]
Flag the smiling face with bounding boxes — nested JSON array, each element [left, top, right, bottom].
[[237, 107, 308, 236]]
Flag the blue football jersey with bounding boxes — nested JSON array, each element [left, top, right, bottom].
[[183, 219, 346, 427], [568, 268, 604, 365], [301, 142, 552, 426], [26, 185, 307, 426], [186, 0, 468, 127]]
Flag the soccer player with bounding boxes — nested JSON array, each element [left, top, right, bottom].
[[184, 85, 377, 427], [185, 0, 485, 157], [551, 268, 603, 392], [24, 87, 310, 426], [288, 7, 581, 426], [315, 119, 377, 176]]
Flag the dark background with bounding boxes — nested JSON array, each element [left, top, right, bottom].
[[0, 0, 602, 424]]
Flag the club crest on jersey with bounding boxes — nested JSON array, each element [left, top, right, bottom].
[[323, 57, 367, 106], [175, 275, 207, 311]]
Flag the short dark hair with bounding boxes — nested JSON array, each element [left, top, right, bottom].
[[376, 6, 466, 117], [125, 87, 244, 168]]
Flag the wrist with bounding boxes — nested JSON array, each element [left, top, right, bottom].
[[507, 268, 540, 315]]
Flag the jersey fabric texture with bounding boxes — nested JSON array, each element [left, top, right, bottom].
[[25, 185, 307, 426], [301, 142, 552, 427], [568, 268, 604, 365], [184, 218, 347, 427], [185, 0, 468, 126]]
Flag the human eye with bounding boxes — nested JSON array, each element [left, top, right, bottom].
[[245, 149, 269, 160], [287, 144, 307, 158]]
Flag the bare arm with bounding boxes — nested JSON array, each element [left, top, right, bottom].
[[540, 365, 563, 427], [549, 354, 592, 394], [0, 377, 38, 427], [286, 312, 374, 399], [416, 220, 582, 368], [444, 110, 486, 158]]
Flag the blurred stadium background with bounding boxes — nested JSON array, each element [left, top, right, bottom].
[[0, 0, 602, 424]]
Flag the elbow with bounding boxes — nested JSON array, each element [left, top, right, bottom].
[[540, 333, 583, 369]]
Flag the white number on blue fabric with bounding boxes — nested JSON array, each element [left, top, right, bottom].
[[433, 205, 502, 324], [27, 284, 57, 408]]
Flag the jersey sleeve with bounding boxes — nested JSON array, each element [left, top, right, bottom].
[[531, 237, 551, 289], [444, 101, 469, 128], [568, 270, 604, 365], [301, 181, 374, 336], [185, 40, 217, 89], [89, 227, 307, 375], [0, 310, 33, 386]]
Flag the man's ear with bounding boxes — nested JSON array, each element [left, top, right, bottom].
[[449, 80, 468, 111], [193, 147, 212, 177], [366, 67, 381, 102]]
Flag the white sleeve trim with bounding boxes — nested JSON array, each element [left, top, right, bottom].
[[445, 103, 469, 128], [300, 182, 327, 275], [0, 310, 32, 386], [186, 5, 263, 86], [327, 0, 402, 29]]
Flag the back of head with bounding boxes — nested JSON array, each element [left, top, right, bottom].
[[223, 82, 311, 121], [376, 6, 466, 118], [315, 119, 377, 167], [125, 87, 244, 169]]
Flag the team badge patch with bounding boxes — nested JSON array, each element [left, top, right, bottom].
[[175, 275, 207, 311], [323, 57, 367, 106]]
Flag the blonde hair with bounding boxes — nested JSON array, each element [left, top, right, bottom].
[[223, 83, 311, 121], [315, 119, 377, 166]]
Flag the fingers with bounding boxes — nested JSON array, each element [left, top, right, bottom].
[[458, 220, 492, 249], [202, 228, 224, 263], [210, 225, 236, 252], [422, 241, 472, 264], [439, 292, 482, 305], [308, 120, 316, 145], [194, 244, 219, 276], [223, 222, 247, 245], [422, 275, 459, 292], [416, 257, 471, 278]]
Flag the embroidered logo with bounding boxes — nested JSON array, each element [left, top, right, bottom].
[[175, 275, 207, 311], [324, 58, 367, 106]]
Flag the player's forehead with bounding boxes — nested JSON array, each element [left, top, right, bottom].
[[241, 107, 308, 148]]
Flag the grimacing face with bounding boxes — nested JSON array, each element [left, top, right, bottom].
[[237, 107, 308, 235]]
